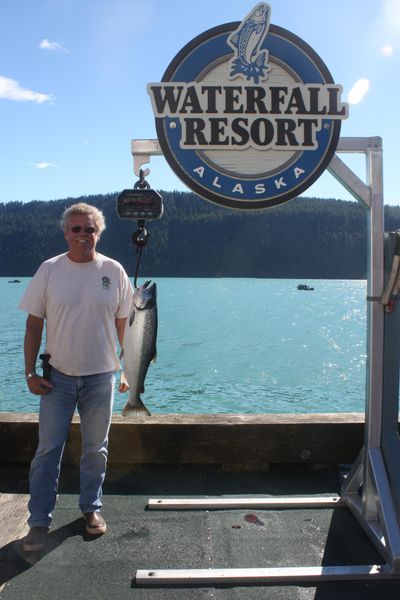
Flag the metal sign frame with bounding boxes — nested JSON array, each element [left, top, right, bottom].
[[131, 136, 400, 585]]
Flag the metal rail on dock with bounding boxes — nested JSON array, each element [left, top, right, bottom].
[[147, 496, 343, 510], [135, 565, 392, 586]]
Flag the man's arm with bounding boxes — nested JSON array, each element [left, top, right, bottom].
[[115, 317, 129, 393], [24, 314, 52, 395], [115, 317, 127, 348]]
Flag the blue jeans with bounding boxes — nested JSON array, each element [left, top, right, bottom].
[[28, 367, 115, 527]]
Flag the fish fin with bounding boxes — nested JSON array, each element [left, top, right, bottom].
[[119, 348, 124, 360], [122, 399, 151, 417], [256, 50, 268, 68], [129, 310, 135, 327], [228, 32, 239, 47], [151, 349, 157, 364]]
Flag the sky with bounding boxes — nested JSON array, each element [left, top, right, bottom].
[[1, 0, 399, 207]]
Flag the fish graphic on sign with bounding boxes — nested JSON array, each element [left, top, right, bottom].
[[227, 2, 271, 84]]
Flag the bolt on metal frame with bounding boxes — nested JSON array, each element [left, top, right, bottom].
[[131, 137, 400, 585]]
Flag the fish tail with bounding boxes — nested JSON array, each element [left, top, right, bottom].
[[229, 57, 246, 79], [229, 56, 269, 83], [122, 398, 151, 417]]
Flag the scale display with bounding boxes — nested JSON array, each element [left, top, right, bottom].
[[117, 189, 163, 220]]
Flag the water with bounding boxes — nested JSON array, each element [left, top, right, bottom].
[[0, 277, 367, 414]]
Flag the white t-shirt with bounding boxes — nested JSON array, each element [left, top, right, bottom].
[[19, 253, 133, 376]]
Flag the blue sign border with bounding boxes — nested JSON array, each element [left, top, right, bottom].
[[155, 22, 342, 209]]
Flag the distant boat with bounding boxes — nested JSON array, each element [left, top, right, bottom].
[[8, 279, 21, 283], [297, 284, 314, 291]]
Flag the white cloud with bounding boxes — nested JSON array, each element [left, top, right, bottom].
[[381, 44, 394, 57], [347, 79, 370, 105], [383, 0, 400, 34], [34, 162, 58, 169], [39, 39, 69, 53], [378, 1, 400, 54], [0, 76, 54, 103]]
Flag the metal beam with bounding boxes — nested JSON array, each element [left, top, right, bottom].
[[368, 449, 400, 569], [336, 137, 382, 153], [327, 154, 370, 207], [147, 496, 343, 510], [135, 565, 390, 586], [131, 139, 162, 177]]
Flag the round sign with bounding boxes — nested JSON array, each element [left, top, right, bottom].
[[149, 5, 347, 209]]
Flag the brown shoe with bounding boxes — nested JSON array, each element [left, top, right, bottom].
[[23, 526, 50, 551], [84, 511, 107, 535]]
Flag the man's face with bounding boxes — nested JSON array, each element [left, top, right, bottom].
[[64, 213, 99, 262]]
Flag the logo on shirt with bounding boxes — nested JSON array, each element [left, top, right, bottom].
[[102, 276, 111, 290]]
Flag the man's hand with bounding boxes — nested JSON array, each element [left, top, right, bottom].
[[118, 371, 129, 393], [26, 374, 53, 395]]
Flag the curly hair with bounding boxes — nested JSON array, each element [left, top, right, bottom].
[[60, 203, 106, 236]]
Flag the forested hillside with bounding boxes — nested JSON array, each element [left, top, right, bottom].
[[1, 191, 400, 278]]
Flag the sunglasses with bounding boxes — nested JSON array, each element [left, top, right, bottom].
[[70, 225, 96, 234]]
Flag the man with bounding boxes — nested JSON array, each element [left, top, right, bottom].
[[19, 202, 132, 552]]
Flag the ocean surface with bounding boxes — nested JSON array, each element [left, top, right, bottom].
[[0, 277, 367, 415]]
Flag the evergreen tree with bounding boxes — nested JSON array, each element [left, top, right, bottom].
[[1, 191, 399, 278]]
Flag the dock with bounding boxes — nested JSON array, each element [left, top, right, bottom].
[[1, 413, 400, 598]]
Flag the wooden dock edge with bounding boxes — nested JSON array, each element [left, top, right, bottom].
[[0, 413, 368, 469]]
